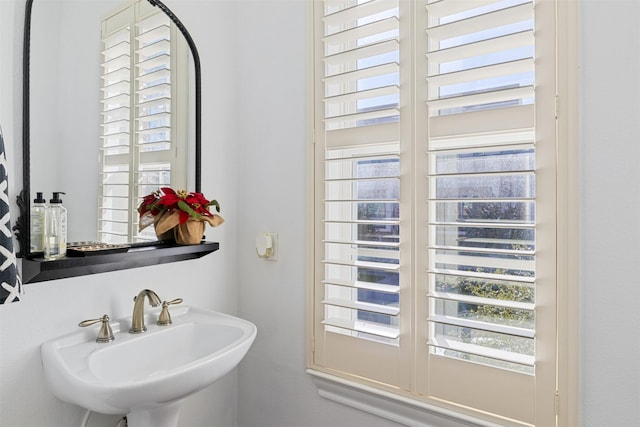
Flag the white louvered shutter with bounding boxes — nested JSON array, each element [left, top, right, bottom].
[[425, 0, 536, 369], [100, 10, 132, 244], [421, 1, 552, 423], [99, 0, 187, 244], [313, 0, 559, 424], [314, 0, 408, 387]]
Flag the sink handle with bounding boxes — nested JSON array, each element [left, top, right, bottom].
[[157, 298, 183, 326], [79, 315, 115, 343]]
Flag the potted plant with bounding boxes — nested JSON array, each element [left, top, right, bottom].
[[138, 187, 223, 244]]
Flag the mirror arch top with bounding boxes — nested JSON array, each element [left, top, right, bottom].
[[19, 0, 205, 281]]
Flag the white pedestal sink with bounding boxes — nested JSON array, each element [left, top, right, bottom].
[[41, 306, 257, 427]]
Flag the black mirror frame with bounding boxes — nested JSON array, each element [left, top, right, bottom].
[[16, 0, 203, 258]]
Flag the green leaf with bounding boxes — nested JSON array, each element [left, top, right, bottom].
[[206, 199, 221, 213], [177, 200, 203, 220]]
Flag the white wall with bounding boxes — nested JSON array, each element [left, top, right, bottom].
[[579, 1, 640, 426], [233, 1, 404, 426], [0, 1, 240, 427], [30, 0, 109, 240], [3, 0, 640, 426]]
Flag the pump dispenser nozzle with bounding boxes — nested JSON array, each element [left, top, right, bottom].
[[33, 192, 46, 203], [50, 192, 65, 204]]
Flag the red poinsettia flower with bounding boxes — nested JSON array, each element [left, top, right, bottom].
[[138, 187, 222, 225], [138, 192, 162, 216]]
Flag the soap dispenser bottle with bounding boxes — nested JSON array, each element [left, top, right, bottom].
[[44, 192, 67, 260], [30, 192, 46, 253]]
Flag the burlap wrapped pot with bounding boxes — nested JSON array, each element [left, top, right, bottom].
[[153, 211, 177, 241], [174, 219, 206, 245]]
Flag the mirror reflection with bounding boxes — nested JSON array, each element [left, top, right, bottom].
[[29, 0, 193, 250]]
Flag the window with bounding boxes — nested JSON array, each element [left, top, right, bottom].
[[310, 0, 576, 425], [99, 0, 188, 243]]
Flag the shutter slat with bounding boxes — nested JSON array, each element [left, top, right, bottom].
[[136, 54, 171, 73], [323, 278, 400, 293], [323, 318, 399, 339], [428, 314, 534, 339], [434, 253, 534, 273], [102, 39, 129, 57], [429, 336, 534, 366], [426, 2, 533, 42], [324, 174, 399, 182], [322, 16, 398, 47], [325, 219, 399, 225], [425, 0, 502, 19], [324, 62, 398, 84], [430, 268, 535, 284], [431, 244, 534, 257], [324, 258, 400, 272], [103, 53, 130, 69], [429, 220, 534, 229], [427, 58, 533, 88], [325, 151, 399, 162], [325, 198, 398, 202], [325, 108, 399, 129], [136, 125, 171, 135], [458, 237, 534, 247], [102, 93, 130, 104], [429, 167, 534, 179], [427, 30, 533, 66], [137, 38, 170, 58], [427, 85, 534, 113], [323, 0, 397, 27], [135, 23, 170, 42], [137, 68, 171, 85], [323, 298, 400, 316], [323, 239, 400, 249], [324, 39, 398, 66], [429, 291, 535, 311], [137, 112, 171, 123], [137, 96, 171, 109], [324, 84, 399, 106]]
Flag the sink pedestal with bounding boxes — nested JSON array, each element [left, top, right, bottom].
[[126, 401, 183, 427]]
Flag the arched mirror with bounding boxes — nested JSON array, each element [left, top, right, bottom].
[[18, 0, 212, 283]]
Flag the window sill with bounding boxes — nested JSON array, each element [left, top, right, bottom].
[[22, 241, 219, 283], [307, 369, 503, 427]]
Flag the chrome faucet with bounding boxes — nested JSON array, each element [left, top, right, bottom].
[[129, 289, 162, 333]]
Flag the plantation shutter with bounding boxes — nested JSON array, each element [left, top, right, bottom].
[[312, 0, 558, 424], [425, 0, 536, 368], [423, 0, 558, 423], [314, 0, 408, 387], [418, 0, 558, 423], [99, 0, 187, 244], [100, 8, 133, 244]]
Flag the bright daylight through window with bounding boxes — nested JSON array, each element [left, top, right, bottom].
[[311, 0, 572, 425]]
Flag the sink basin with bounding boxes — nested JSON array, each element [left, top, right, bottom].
[[41, 305, 256, 427]]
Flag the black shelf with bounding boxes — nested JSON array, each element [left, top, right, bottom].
[[22, 241, 220, 283]]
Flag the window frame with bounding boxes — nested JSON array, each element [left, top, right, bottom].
[[307, 1, 579, 425]]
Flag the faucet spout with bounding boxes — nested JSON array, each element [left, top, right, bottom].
[[129, 289, 162, 333]]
